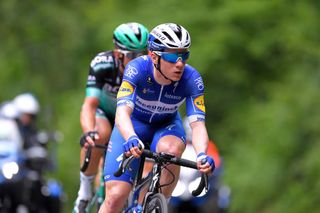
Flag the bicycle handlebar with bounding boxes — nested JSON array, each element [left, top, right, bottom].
[[114, 150, 209, 197], [80, 143, 108, 172], [81, 142, 209, 196], [80, 146, 92, 172]]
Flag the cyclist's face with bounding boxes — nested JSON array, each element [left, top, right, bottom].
[[19, 113, 36, 126], [158, 48, 189, 81], [117, 49, 147, 66]]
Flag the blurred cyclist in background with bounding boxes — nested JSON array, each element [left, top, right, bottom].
[[73, 22, 149, 213], [0, 93, 64, 212], [0, 101, 20, 120], [12, 93, 41, 149]]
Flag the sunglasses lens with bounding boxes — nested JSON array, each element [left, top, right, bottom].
[[119, 50, 146, 59], [161, 52, 190, 63]]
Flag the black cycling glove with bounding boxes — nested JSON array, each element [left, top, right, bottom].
[[79, 131, 98, 147]]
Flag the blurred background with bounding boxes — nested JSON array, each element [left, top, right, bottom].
[[1, 0, 320, 212]]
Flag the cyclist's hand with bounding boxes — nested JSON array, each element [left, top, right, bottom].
[[197, 152, 215, 174], [80, 131, 99, 148], [123, 135, 144, 158]]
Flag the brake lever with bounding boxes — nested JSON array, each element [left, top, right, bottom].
[[114, 154, 135, 177], [191, 158, 209, 196]]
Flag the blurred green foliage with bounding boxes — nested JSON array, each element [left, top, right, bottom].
[[1, 0, 319, 212]]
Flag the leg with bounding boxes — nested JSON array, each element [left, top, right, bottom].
[[80, 116, 112, 176], [98, 181, 132, 213], [150, 114, 186, 199], [156, 135, 185, 198], [74, 116, 112, 212], [101, 125, 141, 213]]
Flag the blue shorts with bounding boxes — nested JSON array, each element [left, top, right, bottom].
[[103, 113, 186, 184]]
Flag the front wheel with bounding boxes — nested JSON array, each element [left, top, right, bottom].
[[144, 193, 168, 213]]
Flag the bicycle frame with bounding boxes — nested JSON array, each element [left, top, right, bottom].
[[81, 144, 209, 213], [116, 151, 209, 213]]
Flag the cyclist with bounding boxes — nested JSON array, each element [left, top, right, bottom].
[[73, 22, 149, 212], [13, 93, 41, 149], [0, 101, 20, 120], [99, 23, 215, 213]]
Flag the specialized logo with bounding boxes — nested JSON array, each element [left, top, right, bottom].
[[117, 81, 134, 99], [166, 124, 176, 130], [194, 95, 205, 112], [147, 76, 153, 85], [173, 82, 179, 93], [128, 23, 140, 34]]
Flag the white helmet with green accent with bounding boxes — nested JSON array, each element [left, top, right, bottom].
[[113, 22, 149, 51]]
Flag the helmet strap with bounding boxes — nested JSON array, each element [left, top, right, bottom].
[[118, 53, 125, 71], [154, 56, 174, 82]]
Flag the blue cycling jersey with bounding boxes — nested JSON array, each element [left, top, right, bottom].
[[104, 55, 206, 184], [117, 55, 206, 123]]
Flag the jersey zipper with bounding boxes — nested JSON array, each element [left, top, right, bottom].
[[149, 85, 164, 123]]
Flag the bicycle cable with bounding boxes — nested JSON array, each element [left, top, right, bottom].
[[157, 163, 176, 190]]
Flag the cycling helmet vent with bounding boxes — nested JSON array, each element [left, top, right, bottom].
[[113, 22, 149, 51], [148, 23, 191, 51]]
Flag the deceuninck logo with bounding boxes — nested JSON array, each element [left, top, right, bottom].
[[193, 95, 205, 112], [117, 81, 134, 99]]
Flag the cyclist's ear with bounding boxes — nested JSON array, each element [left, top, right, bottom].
[[114, 49, 124, 60], [150, 51, 159, 64]]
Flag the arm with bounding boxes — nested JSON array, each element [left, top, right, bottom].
[[80, 52, 111, 145], [115, 104, 143, 157], [80, 97, 100, 145], [190, 121, 209, 155], [115, 105, 135, 141], [190, 121, 214, 174]]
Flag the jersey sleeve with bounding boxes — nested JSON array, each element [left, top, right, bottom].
[[116, 59, 141, 109], [185, 69, 206, 123], [85, 53, 114, 98]]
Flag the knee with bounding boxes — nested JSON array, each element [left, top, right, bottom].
[[158, 138, 185, 157], [105, 188, 124, 206], [104, 183, 130, 210]]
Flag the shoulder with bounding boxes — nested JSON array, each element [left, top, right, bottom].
[[89, 51, 116, 71], [126, 55, 152, 70], [181, 64, 204, 91], [183, 64, 201, 78], [123, 55, 152, 81]]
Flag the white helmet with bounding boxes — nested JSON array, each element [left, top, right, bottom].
[[13, 93, 40, 115], [0, 101, 20, 119], [148, 23, 191, 51]]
